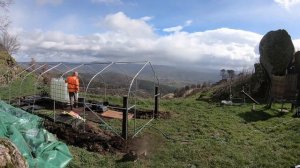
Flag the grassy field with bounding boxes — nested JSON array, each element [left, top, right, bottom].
[[0, 69, 298, 167], [67, 94, 300, 168]]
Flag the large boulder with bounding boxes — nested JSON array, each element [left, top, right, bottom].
[[259, 29, 295, 77], [294, 51, 300, 70]]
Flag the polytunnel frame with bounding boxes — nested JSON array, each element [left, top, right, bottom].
[[17, 62, 79, 115], [84, 61, 160, 140], [18, 63, 47, 105], [31, 62, 90, 123], [0, 63, 32, 104], [16, 61, 160, 141], [0, 64, 19, 102], [31, 63, 63, 114], [1, 63, 47, 104], [8, 64, 37, 104]]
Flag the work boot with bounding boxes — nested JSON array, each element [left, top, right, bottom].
[[74, 102, 78, 108]]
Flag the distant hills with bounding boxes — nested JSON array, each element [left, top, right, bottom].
[[17, 62, 220, 90], [152, 65, 219, 87]]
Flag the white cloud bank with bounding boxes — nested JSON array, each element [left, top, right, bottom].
[[274, 0, 300, 9], [13, 12, 300, 70]]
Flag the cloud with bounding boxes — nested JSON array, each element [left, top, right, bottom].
[[184, 20, 193, 26], [140, 16, 153, 21], [163, 19, 193, 33], [294, 39, 300, 51], [101, 12, 155, 38], [274, 0, 300, 9], [14, 12, 300, 70], [36, 0, 63, 5], [163, 26, 183, 33], [91, 0, 122, 5]]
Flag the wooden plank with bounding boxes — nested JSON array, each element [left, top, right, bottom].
[[101, 110, 134, 120]]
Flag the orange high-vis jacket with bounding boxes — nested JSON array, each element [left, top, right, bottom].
[[66, 76, 79, 93]]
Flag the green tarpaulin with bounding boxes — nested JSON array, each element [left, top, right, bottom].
[[0, 101, 72, 168]]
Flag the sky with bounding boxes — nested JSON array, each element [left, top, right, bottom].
[[6, 0, 300, 70]]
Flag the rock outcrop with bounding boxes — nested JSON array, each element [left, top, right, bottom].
[[259, 29, 295, 77]]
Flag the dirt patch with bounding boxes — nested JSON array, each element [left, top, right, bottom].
[[43, 117, 165, 158], [117, 133, 165, 162], [158, 111, 171, 119], [133, 109, 171, 119], [43, 119, 125, 153], [17, 97, 168, 155]]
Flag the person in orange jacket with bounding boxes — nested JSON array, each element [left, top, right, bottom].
[[66, 71, 79, 110]]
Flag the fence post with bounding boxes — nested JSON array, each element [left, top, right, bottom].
[[122, 96, 128, 140]]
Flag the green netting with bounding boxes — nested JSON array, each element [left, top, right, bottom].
[[0, 100, 72, 168]]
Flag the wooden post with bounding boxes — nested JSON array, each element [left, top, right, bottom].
[[155, 86, 159, 118], [122, 96, 128, 140]]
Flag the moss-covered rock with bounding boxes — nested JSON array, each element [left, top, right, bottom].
[[259, 29, 295, 77]]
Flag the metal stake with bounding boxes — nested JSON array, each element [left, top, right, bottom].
[[122, 96, 128, 140]]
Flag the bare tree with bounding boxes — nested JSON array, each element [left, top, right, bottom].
[[0, 0, 19, 55], [227, 69, 235, 80], [0, 31, 20, 54], [220, 69, 226, 80], [0, 0, 12, 33], [29, 57, 36, 71], [0, 0, 12, 8]]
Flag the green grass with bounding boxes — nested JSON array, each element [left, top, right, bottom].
[[1, 71, 298, 167], [0, 74, 37, 102], [67, 94, 300, 167]]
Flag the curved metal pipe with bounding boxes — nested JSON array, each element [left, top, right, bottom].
[[7, 64, 36, 104], [84, 62, 114, 96], [60, 64, 84, 78], [127, 61, 149, 98], [16, 64, 37, 77], [32, 63, 62, 112], [18, 64, 46, 105], [148, 62, 160, 87], [83, 62, 113, 132], [126, 61, 159, 137]]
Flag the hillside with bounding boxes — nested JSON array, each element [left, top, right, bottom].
[[0, 45, 16, 72], [0, 46, 19, 86], [67, 93, 300, 167]]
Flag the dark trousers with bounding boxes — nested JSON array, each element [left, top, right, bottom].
[[69, 92, 78, 110]]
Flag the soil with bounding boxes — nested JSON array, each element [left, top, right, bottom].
[[117, 133, 165, 162], [43, 119, 125, 153], [43, 118, 165, 157], [17, 97, 169, 155]]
